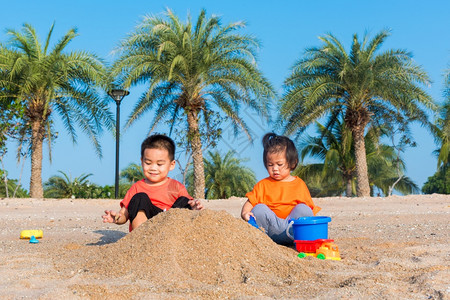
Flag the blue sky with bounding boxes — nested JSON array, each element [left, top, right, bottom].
[[2, 0, 449, 194]]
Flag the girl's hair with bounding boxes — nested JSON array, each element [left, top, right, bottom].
[[262, 133, 298, 170], [141, 134, 175, 160]]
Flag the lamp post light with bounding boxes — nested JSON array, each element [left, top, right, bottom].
[[108, 89, 129, 198]]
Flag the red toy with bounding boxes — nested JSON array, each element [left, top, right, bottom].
[[295, 239, 341, 260]]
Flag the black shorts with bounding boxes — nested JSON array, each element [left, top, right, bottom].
[[127, 192, 192, 223]]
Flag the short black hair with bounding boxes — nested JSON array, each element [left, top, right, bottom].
[[141, 134, 175, 161], [262, 132, 298, 170]]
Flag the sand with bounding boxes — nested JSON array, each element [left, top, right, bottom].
[[0, 194, 448, 299]]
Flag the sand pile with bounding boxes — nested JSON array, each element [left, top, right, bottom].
[[57, 209, 338, 298], [57, 209, 329, 297], [54, 209, 342, 299]]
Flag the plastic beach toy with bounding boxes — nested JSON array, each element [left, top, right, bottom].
[[248, 215, 259, 229], [29, 236, 39, 244], [20, 230, 43, 239], [292, 216, 341, 260], [292, 216, 331, 241], [295, 239, 341, 260]]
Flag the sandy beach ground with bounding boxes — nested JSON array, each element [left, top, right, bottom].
[[0, 195, 449, 299]]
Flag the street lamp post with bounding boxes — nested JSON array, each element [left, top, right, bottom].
[[108, 89, 129, 198]]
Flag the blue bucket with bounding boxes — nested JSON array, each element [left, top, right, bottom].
[[292, 216, 331, 241]]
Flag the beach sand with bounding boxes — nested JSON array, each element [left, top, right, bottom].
[[0, 195, 448, 299]]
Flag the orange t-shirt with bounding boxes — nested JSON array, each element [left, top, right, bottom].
[[120, 178, 192, 231], [245, 176, 320, 219]]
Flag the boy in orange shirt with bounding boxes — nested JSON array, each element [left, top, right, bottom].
[[102, 134, 203, 231], [241, 133, 320, 245]]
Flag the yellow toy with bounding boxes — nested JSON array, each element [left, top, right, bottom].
[[295, 239, 341, 260], [20, 230, 43, 239]]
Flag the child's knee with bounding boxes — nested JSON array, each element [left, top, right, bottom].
[[290, 203, 313, 218], [251, 203, 270, 216]]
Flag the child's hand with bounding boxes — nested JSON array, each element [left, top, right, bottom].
[[102, 210, 120, 223], [189, 199, 204, 210], [242, 211, 255, 222], [240, 199, 254, 221]]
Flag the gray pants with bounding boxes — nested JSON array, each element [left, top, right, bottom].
[[252, 203, 313, 245]]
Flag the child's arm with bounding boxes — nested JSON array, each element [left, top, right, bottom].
[[240, 200, 254, 221], [102, 207, 129, 225]]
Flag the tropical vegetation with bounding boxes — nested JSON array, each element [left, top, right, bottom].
[[0, 91, 23, 152], [280, 30, 436, 197], [120, 162, 142, 184], [434, 70, 450, 171], [422, 169, 449, 194], [0, 170, 28, 197], [43, 171, 93, 198], [110, 8, 275, 199], [0, 80, 26, 198], [0, 23, 113, 198], [187, 150, 256, 199], [294, 119, 418, 197], [365, 129, 419, 196], [423, 69, 450, 194], [43, 166, 137, 199]]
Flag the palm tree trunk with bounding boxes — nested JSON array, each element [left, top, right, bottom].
[[187, 110, 205, 199], [30, 119, 44, 198], [345, 176, 353, 197], [352, 126, 371, 197]]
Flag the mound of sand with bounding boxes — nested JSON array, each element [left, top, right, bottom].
[[57, 209, 326, 298]]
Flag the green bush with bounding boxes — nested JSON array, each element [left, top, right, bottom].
[[422, 168, 449, 194]]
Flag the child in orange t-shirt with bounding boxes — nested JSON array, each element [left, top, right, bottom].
[[241, 133, 320, 245], [102, 135, 203, 231]]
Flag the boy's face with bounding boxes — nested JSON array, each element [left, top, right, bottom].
[[266, 151, 292, 181], [141, 148, 175, 185]]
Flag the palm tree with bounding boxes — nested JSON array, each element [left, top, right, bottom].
[[0, 23, 112, 198], [367, 154, 419, 196], [120, 162, 142, 184], [0, 170, 28, 198], [297, 119, 355, 197], [0, 85, 23, 149], [281, 30, 435, 196], [364, 128, 419, 196], [425, 69, 450, 194], [0, 96, 24, 197], [43, 171, 92, 198], [433, 69, 449, 170], [294, 164, 344, 197], [295, 119, 418, 196], [187, 150, 256, 199], [111, 9, 274, 198]]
